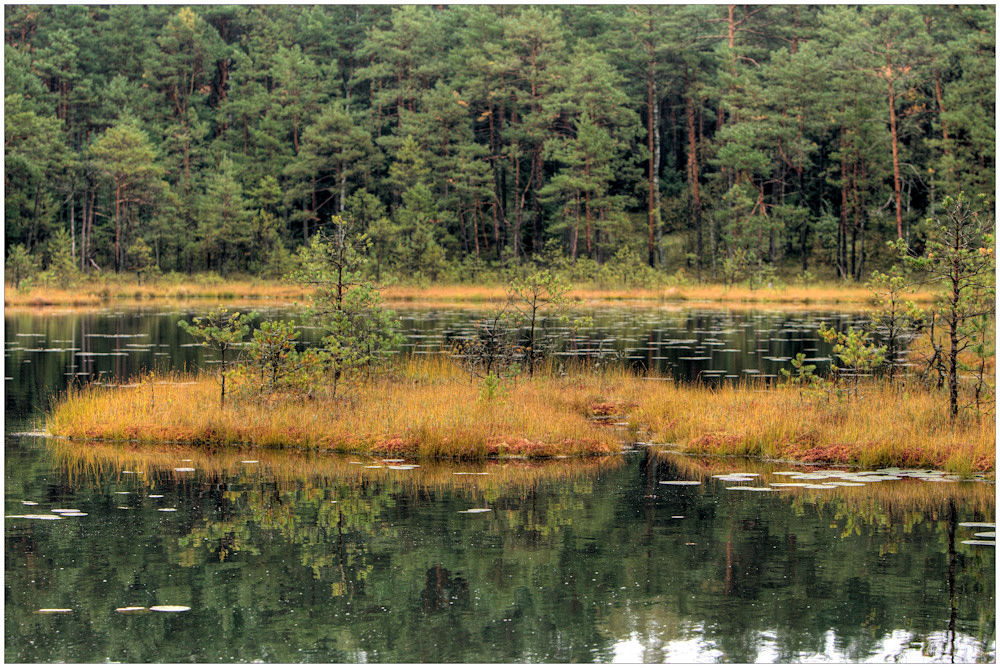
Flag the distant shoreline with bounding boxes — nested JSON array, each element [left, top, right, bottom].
[[5, 275, 942, 310]]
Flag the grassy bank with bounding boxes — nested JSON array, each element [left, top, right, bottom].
[[46, 357, 994, 472], [6, 275, 942, 309]]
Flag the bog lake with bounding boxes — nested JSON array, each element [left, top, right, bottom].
[[4, 305, 995, 662]]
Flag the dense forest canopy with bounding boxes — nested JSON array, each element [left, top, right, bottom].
[[4, 4, 995, 281]]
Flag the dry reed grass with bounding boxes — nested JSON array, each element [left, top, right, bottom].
[[4, 279, 311, 308], [46, 358, 623, 459], [46, 354, 994, 472], [7, 277, 941, 309], [630, 379, 995, 474]]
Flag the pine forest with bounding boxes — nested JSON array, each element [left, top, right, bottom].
[[4, 4, 996, 284]]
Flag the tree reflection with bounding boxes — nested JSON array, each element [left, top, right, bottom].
[[4, 436, 995, 663]]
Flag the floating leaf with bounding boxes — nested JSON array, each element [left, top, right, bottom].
[[974, 532, 995, 538], [173, 467, 195, 472], [659, 481, 701, 486], [149, 605, 191, 612], [959, 522, 995, 528], [726, 487, 774, 492], [459, 508, 491, 514], [51, 509, 80, 514], [37, 608, 72, 613], [116, 607, 146, 613], [961, 540, 996, 547], [157, 508, 177, 512]]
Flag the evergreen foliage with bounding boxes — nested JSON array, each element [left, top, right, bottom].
[[3, 5, 995, 283]]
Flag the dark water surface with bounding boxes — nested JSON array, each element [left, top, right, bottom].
[[4, 306, 996, 662]]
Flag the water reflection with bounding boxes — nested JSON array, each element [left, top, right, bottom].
[[5, 436, 994, 663]]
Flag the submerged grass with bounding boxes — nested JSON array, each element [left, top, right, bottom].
[[47, 356, 994, 471]]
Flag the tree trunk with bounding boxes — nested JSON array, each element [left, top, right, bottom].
[[646, 49, 659, 267], [686, 89, 702, 277], [115, 180, 122, 273], [886, 72, 904, 239], [69, 193, 76, 268]]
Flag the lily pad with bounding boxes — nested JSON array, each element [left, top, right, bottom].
[[115, 607, 146, 613], [961, 540, 996, 547], [157, 508, 177, 512], [726, 487, 775, 492], [37, 608, 72, 613], [659, 481, 701, 486], [959, 522, 995, 528], [149, 605, 191, 612], [51, 509, 80, 514], [459, 508, 492, 514], [173, 467, 195, 472], [21, 501, 38, 506], [7, 514, 63, 520], [974, 532, 995, 538]]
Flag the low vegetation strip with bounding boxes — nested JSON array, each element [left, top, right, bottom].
[[46, 362, 994, 473], [46, 369, 620, 459], [5, 276, 942, 309]]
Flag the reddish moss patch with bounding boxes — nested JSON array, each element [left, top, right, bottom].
[[798, 443, 859, 465]]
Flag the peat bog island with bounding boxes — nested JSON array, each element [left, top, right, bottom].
[[5, 4, 996, 663]]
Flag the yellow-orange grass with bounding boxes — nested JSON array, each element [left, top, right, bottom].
[[46, 357, 993, 471], [632, 380, 995, 473], [47, 362, 620, 459], [8, 277, 941, 310], [905, 319, 997, 377], [4, 279, 311, 308], [381, 281, 941, 307]]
